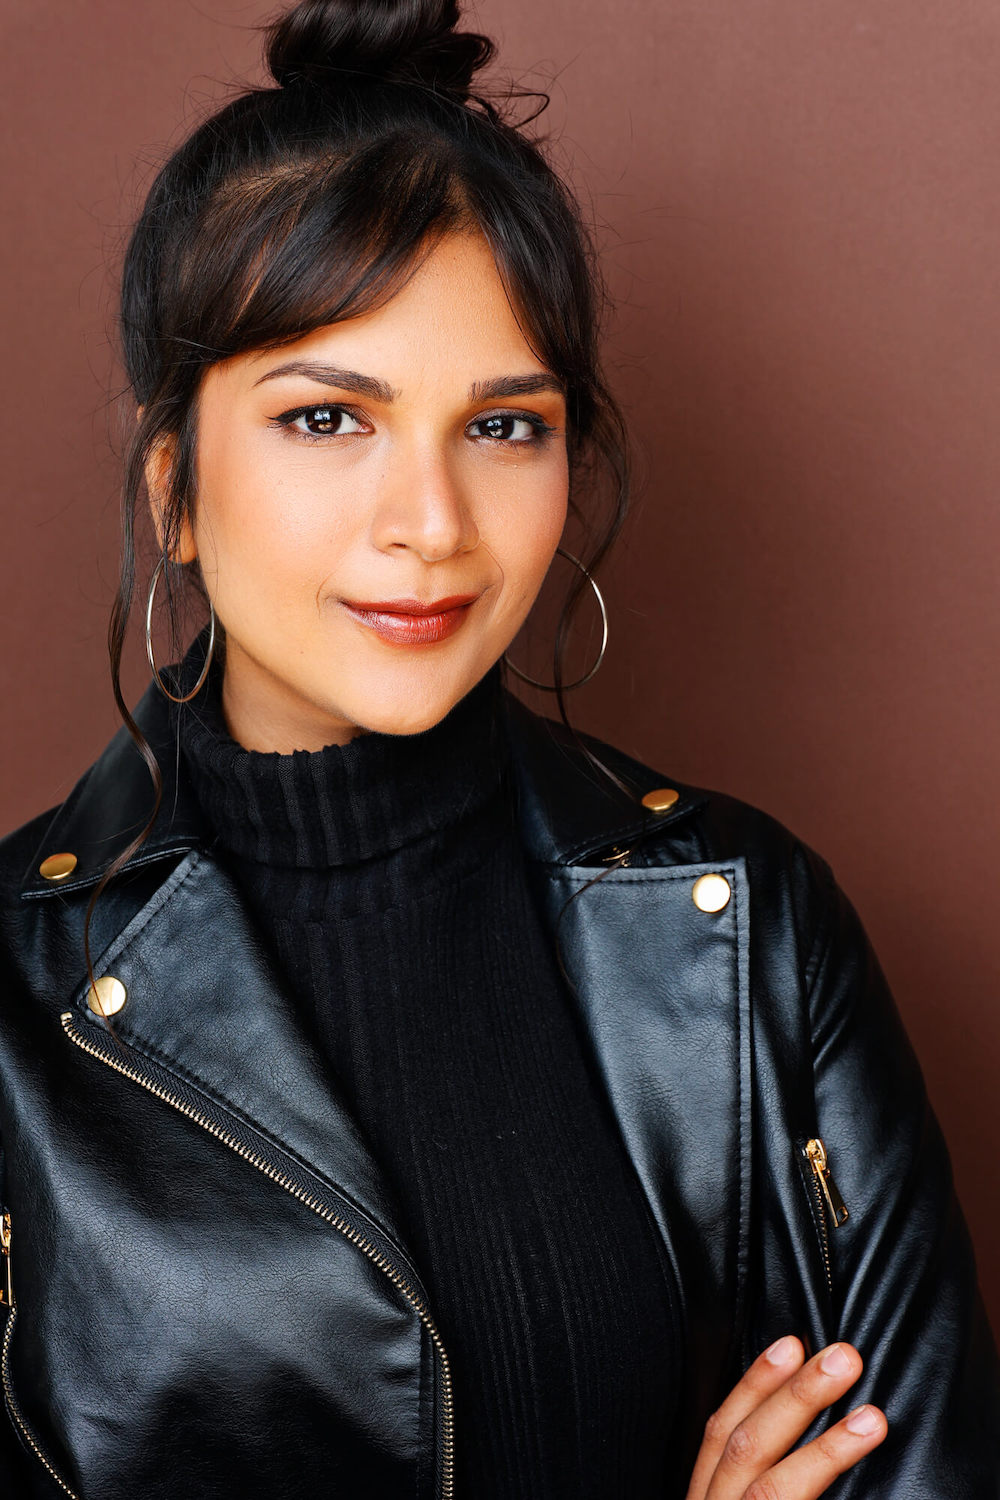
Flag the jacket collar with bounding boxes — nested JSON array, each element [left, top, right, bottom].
[[22, 671, 705, 899]]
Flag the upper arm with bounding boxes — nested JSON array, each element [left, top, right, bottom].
[[799, 847, 1000, 1495]]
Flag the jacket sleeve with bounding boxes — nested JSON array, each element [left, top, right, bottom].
[[800, 844, 1000, 1496]]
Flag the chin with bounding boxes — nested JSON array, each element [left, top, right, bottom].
[[329, 686, 459, 740], [378, 712, 451, 738], [342, 662, 490, 739]]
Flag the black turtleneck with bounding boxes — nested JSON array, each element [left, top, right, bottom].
[[179, 655, 678, 1497]]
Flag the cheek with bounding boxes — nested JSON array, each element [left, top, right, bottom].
[[488, 460, 568, 603], [192, 436, 357, 598]]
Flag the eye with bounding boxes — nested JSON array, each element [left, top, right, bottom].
[[468, 413, 553, 444], [275, 404, 367, 438]]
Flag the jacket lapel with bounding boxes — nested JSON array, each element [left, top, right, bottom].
[[531, 856, 752, 1424], [65, 845, 423, 1277]]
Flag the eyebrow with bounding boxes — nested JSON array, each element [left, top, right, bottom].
[[470, 373, 565, 403], [252, 360, 565, 404]]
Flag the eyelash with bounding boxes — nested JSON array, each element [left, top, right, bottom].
[[269, 403, 558, 446]]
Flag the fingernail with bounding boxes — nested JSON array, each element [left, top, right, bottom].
[[845, 1405, 881, 1436], [764, 1335, 798, 1366], [820, 1343, 852, 1377]]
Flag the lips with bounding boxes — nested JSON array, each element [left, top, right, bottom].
[[344, 595, 479, 616], [341, 593, 480, 646]]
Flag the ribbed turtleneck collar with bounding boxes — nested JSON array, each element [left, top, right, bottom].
[[177, 647, 512, 870]]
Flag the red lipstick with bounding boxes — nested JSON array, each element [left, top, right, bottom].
[[341, 593, 480, 646]]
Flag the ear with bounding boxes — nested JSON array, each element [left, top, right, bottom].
[[142, 423, 197, 565]]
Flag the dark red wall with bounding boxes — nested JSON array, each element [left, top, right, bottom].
[[4, 1, 998, 1334]]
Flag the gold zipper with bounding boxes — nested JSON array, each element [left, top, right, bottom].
[[805, 1138, 849, 1227], [802, 1137, 848, 1299], [1, 1213, 12, 1310], [1, 1217, 82, 1499], [60, 1012, 455, 1499]]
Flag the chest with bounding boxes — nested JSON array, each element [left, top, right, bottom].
[[0, 846, 828, 1498]]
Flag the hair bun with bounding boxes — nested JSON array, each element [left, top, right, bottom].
[[265, 0, 494, 101]]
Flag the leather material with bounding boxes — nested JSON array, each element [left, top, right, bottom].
[[0, 678, 997, 1497]]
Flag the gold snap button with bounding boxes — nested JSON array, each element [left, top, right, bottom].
[[39, 852, 78, 882], [88, 976, 127, 1017], [692, 873, 731, 913], [641, 787, 680, 813]]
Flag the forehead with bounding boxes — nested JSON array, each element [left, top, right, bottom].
[[221, 231, 550, 396]]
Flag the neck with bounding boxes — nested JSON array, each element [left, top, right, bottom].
[[177, 652, 513, 870], [217, 638, 371, 753]]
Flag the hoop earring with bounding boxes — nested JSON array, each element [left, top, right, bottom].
[[503, 547, 608, 692], [145, 557, 216, 704]]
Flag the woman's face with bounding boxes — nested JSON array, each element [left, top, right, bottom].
[[157, 229, 569, 751]]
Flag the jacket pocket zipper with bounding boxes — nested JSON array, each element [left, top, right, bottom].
[[1, 1212, 82, 1500], [60, 1011, 455, 1500], [800, 1136, 849, 1296], [1, 1213, 12, 1312]]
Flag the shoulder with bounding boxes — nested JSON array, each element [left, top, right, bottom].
[[509, 699, 858, 1016], [611, 719, 839, 924], [510, 693, 838, 907], [0, 800, 68, 899]]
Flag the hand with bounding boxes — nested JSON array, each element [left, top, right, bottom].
[[685, 1336, 888, 1499]]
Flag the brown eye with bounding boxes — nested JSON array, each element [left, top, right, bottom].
[[470, 414, 538, 442], [287, 406, 365, 437]]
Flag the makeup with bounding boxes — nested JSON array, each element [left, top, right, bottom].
[[341, 595, 479, 646]]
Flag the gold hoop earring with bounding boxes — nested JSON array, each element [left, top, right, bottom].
[[145, 557, 216, 704], [503, 547, 608, 692]]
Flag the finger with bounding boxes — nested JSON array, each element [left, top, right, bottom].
[[685, 1336, 806, 1500], [705, 1342, 864, 1500], [753, 1402, 888, 1499]]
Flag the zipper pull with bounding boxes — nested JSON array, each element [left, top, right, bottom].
[[0, 1212, 12, 1309], [805, 1138, 849, 1227]]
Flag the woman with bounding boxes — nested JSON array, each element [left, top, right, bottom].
[[0, 1, 997, 1496]]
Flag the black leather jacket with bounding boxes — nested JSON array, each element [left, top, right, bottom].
[[0, 676, 997, 1499]]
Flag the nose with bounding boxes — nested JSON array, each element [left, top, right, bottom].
[[371, 445, 480, 562]]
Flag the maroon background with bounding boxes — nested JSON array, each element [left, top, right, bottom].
[[3, 1, 998, 1334]]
